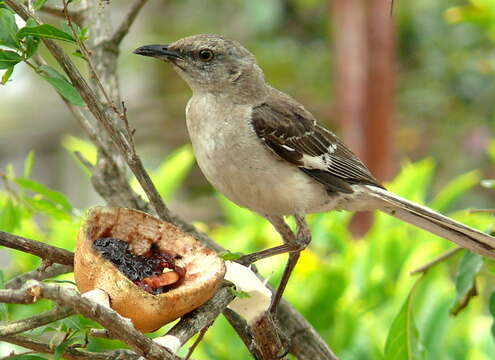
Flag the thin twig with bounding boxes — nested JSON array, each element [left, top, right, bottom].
[[4, 264, 73, 289], [112, 0, 149, 44], [410, 247, 463, 275], [184, 321, 213, 360], [1, 335, 142, 360], [468, 209, 495, 214], [0, 306, 74, 337], [165, 286, 234, 350]]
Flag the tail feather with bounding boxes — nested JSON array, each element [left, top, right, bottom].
[[364, 186, 495, 259]]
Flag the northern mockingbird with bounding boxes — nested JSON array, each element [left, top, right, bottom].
[[134, 34, 495, 310]]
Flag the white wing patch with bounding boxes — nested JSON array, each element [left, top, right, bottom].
[[301, 153, 332, 170]]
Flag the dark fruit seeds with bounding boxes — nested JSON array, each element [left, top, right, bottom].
[[93, 237, 185, 295]]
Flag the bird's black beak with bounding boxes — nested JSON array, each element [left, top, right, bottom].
[[133, 44, 183, 60]]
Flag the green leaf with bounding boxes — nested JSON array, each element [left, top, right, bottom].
[[131, 145, 195, 200], [33, 0, 49, 10], [38, 66, 84, 106], [17, 24, 76, 43], [384, 277, 425, 360], [8, 355, 48, 360], [451, 251, 483, 315], [0, 50, 22, 69], [430, 170, 480, 212], [490, 291, 495, 341], [61, 135, 96, 175], [23, 150, 35, 179], [45, 279, 77, 286], [0, 8, 19, 49], [23, 197, 71, 221], [25, 19, 41, 58], [1, 65, 13, 84], [229, 287, 251, 299], [54, 336, 73, 360], [0, 198, 22, 232], [219, 251, 244, 261], [15, 177, 72, 212], [481, 179, 495, 190]]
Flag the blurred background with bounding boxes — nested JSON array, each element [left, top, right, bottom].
[[2, 0, 495, 359]]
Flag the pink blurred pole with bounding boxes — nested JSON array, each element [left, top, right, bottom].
[[364, 0, 395, 182], [329, 0, 396, 236], [329, 0, 368, 157]]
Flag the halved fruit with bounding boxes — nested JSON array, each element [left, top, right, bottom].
[[74, 206, 225, 332]]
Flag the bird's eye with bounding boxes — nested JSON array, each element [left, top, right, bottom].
[[198, 49, 214, 62]]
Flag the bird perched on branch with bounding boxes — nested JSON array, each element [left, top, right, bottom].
[[134, 34, 495, 311]]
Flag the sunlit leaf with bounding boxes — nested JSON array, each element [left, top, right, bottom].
[[481, 179, 495, 190], [1, 65, 13, 84], [489, 291, 495, 340], [0, 198, 22, 232], [229, 287, 251, 299], [15, 178, 72, 212], [0, 8, 19, 49], [33, 0, 49, 10], [451, 251, 483, 315], [0, 50, 22, 69], [23, 197, 72, 221], [23, 150, 35, 179], [61, 135, 97, 172], [17, 24, 76, 43], [430, 170, 480, 211], [219, 251, 244, 261], [384, 276, 425, 360], [131, 145, 195, 200]]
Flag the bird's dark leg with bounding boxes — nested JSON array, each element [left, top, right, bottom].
[[237, 215, 311, 311], [238, 215, 296, 265], [269, 214, 311, 313]]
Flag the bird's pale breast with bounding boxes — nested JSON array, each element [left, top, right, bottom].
[[185, 94, 341, 215]]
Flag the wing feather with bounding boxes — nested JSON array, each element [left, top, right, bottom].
[[251, 90, 383, 193]]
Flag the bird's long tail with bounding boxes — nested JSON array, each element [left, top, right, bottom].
[[364, 186, 495, 259]]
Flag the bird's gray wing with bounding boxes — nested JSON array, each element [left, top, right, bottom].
[[250, 92, 383, 194]]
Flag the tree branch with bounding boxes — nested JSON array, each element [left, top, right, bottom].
[[0, 281, 181, 360], [0, 231, 74, 266], [5, 264, 73, 289], [1, 335, 142, 360], [0, 307, 74, 337], [410, 246, 463, 275], [112, 0, 149, 44]]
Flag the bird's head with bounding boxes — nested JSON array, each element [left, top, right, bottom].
[[134, 34, 266, 101]]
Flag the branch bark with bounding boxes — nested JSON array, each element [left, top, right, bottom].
[[0, 231, 73, 266], [0, 307, 74, 337], [1, 335, 142, 360], [0, 281, 181, 360]]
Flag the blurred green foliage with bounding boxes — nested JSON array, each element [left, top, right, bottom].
[[1, 144, 495, 359]]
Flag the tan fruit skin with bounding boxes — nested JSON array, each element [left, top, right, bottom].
[[74, 207, 225, 332]]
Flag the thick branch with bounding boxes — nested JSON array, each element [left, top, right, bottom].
[[0, 281, 181, 360], [0, 231, 73, 266], [166, 286, 234, 347]]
